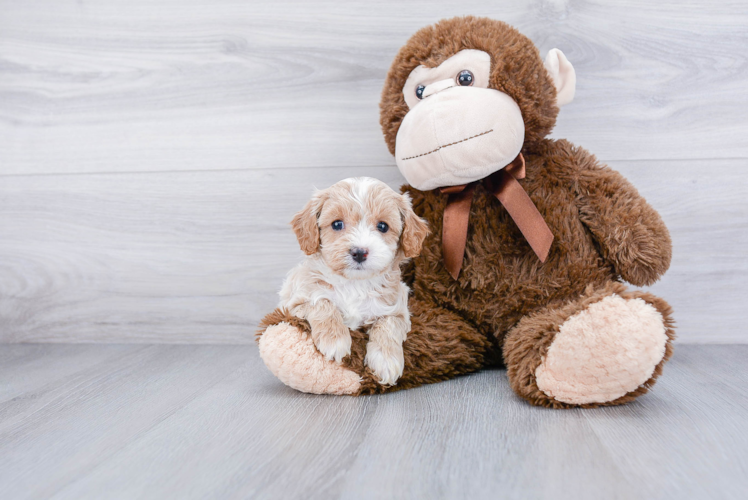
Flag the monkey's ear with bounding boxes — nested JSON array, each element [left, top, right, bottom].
[[544, 48, 576, 107], [291, 190, 327, 255]]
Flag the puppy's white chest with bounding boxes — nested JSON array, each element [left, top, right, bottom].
[[328, 281, 391, 331]]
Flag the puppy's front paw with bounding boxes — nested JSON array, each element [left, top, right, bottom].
[[313, 326, 352, 364], [365, 341, 404, 386]]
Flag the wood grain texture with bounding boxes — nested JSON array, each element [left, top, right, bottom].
[[1, 0, 747, 343], [0, 344, 745, 499], [0, 165, 400, 343], [1, 159, 746, 343]]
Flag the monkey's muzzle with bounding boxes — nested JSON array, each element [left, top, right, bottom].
[[395, 86, 525, 191]]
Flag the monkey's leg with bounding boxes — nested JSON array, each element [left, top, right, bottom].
[[257, 299, 495, 396], [359, 297, 497, 394], [257, 309, 362, 395], [502, 282, 675, 408]]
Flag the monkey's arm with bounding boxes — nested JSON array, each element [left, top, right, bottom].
[[571, 146, 672, 287]]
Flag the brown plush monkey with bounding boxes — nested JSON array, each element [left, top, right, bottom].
[[257, 17, 675, 408]]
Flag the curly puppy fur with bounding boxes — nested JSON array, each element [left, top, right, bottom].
[[258, 16, 675, 407], [278, 177, 429, 385]]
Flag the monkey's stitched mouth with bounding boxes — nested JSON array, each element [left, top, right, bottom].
[[401, 129, 493, 161]]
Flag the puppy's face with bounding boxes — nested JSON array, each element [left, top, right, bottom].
[[292, 177, 429, 279]]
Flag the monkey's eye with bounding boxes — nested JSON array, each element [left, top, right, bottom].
[[415, 85, 425, 99], [457, 70, 474, 86], [376, 222, 389, 233], [332, 220, 345, 231]]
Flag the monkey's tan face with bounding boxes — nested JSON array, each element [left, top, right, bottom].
[[396, 49, 525, 191]]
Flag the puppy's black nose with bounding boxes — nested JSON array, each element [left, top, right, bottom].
[[351, 248, 368, 263]]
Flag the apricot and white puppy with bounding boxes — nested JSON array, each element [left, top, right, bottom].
[[279, 177, 429, 386]]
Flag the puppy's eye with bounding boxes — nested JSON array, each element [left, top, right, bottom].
[[376, 222, 389, 233], [457, 70, 474, 86], [331, 220, 344, 231], [415, 85, 425, 100]]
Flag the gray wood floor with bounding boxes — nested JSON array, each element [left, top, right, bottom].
[[2, 0, 748, 344], [0, 344, 745, 500]]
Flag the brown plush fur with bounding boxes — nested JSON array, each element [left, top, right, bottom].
[[258, 16, 675, 407]]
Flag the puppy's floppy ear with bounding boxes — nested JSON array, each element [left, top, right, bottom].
[[291, 189, 328, 255], [398, 193, 430, 258]]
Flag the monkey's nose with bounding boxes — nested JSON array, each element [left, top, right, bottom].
[[351, 248, 368, 263], [422, 78, 455, 98]]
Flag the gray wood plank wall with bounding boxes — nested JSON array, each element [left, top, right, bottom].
[[1, 0, 746, 343]]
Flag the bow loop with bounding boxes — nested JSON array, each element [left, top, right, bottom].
[[504, 152, 526, 179], [439, 184, 470, 195]]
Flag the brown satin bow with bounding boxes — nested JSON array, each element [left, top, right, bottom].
[[439, 153, 554, 280]]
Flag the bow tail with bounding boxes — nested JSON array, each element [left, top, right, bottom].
[[442, 184, 475, 280], [488, 170, 554, 262]]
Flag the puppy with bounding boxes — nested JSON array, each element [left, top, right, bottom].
[[279, 177, 429, 385]]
